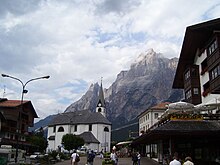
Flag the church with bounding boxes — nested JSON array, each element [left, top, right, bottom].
[[47, 83, 111, 153]]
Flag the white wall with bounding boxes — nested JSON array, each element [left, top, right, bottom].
[[47, 123, 111, 153]]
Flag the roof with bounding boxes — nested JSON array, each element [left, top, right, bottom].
[[138, 102, 169, 118], [49, 110, 111, 126], [97, 82, 105, 106], [79, 132, 100, 144], [132, 120, 220, 145], [173, 18, 220, 88], [0, 99, 29, 107], [0, 99, 38, 118]]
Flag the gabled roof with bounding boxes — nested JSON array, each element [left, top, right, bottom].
[[173, 18, 220, 88], [49, 110, 111, 126], [0, 99, 29, 107], [0, 99, 38, 118], [79, 132, 100, 144]]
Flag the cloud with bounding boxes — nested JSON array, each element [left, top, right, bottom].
[[0, 0, 220, 121]]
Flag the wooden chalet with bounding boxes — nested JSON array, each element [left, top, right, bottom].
[[0, 98, 38, 151]]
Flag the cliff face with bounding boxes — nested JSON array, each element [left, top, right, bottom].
[[65, 49, 183, 128]]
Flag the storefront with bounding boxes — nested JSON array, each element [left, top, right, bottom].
[[132, 114, 220, 164]]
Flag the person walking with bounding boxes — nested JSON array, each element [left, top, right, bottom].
[[137, 152, 141, 165], [169, 152, 181, 165], [71, 150, 80, 165], [132, 152, 138, 165], [87, 150, 96, 165], [99, 149, 104, 159], [110, 149, 118, 165], [183, 157, 194, 165]]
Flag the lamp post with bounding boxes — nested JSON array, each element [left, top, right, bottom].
[[1, 73, 50, 163]]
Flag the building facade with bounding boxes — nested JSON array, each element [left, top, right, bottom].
[[138, 102, 169, 134], [47, 83, 111, 153], [133, 18, 220, 165], [173, 18, 220, 108], [0, 98, 38, 151]]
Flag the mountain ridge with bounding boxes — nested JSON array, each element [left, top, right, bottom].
[[65, 49, 183, 127]]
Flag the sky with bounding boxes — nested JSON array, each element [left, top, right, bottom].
[[0, 0, 220, 122]]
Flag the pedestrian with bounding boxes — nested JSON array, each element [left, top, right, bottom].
[[169, 152, 181, 165], [132, 152, 138, 165], [183, 156, 194, 165], [100, 149, 104, 159], [87, 150, 96, 165], [110, 149, 118, 165], [71, 150, 80, 165], [137, 152, 141, 165]]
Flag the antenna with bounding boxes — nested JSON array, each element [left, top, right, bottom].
[[3, 85, 6, 98]]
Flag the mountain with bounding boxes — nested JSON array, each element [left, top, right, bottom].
[[65, 49, 183, 129], [33, 49, 183, 141]]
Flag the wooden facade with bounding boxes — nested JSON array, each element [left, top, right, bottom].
[[0, 98, 38, 151]]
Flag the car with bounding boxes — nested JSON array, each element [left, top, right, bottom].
[[30, 152, 44, 159]]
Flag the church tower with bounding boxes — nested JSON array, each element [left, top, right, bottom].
[[96, 79, 106, 117]]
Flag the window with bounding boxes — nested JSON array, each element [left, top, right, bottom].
[[58, 126, 64, 132], [53, 126, 56, 133], [74, 125, 77, 132], [208, 40, 218, 55], [201, 59, 208, 75], [185, 90, 192, 99], [154, 113, 159, 119], [193, 88, 199, 95], [184, 70, 190, 81], [89, 124, 92, 131], [210, 65, 220, 80], [203, 82, 210, 97]]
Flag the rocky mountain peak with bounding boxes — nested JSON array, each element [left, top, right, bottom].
[[65, 48, 183, 127]]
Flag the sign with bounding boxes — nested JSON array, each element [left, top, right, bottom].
[[170, 114, 203, 120]]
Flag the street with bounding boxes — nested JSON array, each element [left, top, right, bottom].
[[56, 156, 160, 165]]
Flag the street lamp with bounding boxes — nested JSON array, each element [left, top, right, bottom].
[[1, 73, 50, 163]]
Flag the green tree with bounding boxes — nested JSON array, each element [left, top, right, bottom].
[[27, 127, 48, 153], [62, 134, 84, 152]]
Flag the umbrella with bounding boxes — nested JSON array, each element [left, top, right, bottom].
[[194, 104, 217, 111], [167, 101, 194, 111]]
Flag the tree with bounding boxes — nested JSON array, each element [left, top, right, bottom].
[[27, 127, 48, 153], [62, 134, 84, 152]]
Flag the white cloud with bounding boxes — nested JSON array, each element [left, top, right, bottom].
[[1, 0, 220, 121]]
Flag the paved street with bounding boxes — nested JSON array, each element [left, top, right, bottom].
[[56, 156, 159, 165]]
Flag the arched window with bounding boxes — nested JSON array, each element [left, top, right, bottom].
[[58, 126, 64, 132], [104, 127, 109, 132]]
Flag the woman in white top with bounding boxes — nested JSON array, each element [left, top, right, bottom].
[[71, 150, 79, 165], [183, 157, 194, 165], [110, 150, 118, 165]]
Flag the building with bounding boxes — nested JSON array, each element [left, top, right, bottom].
[[138, 102, 170, 134], [173, 18, 220, 108], [0, 98, 38, 151], [47, 83, 111, 153], [132, 18, 220, 165]]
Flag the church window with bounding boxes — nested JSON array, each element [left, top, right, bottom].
[[89, 124, 92, 131], [104, 127, 109, 132], [154, 113, 159, 119], [53, 126, 56, 133], [74, 125, 77, 132], [98, 108, 102, 112], [58, 126, 64, 132]]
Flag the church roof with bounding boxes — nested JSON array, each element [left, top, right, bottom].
[[48, 110, 111, 126], [97, 82, 105, 106], [79, 132, 100, 144]]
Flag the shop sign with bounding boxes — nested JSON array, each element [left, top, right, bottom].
[[170, 114, 203, 120]]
